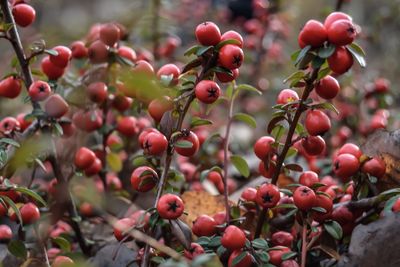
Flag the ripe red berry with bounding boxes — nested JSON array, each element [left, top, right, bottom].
[[74, 147, 96, 169], [88, 40, 109, 64], [258, 160, 276, 178], [315, 75, 340, 100], [175, 131, 200, 157], [138, 128, 159, 148], [293, 186, 316, 211], [41, 57, 65, 80], [84, 158, 102, 176], [338, 143, 362, 159], [256, 183, 280, 208], [143, 132, 168, 156], [361, 157, 386, 179], [45, 94, 69, 118], [221, 30, 244, 48], [50, 46, 72, 68], [277, 89, 299, 105], [374, 78, 390, 93], [299, 171, 319, 187], [271, 231, 294, 247], [157, 194, 184, 219], [281, 260, 300, 267], [0, 225, 12, 241], [216, 68, 239, 83], [157, 64, 180, 86], [324, 12, 352, 29], [184, 243, 205, 260], [333, 153, 360, 181], [87, 82, 107, 103], [99, 23, 120, 46], [299, 20, 327, 47], [192, 215, 217, 237], [73, 109, 103, 132], [112, 94, 133, 112], [328, 46, 353, 74], [118, 46, 137, 62], [195, 80, 221, 104], [207, 171, 222, 185], [391, 198, 400, 212], [301, 135, 326, 156], [195, 21, 221, 46], [0, 76, 22, 99], [20, 203, 40, 224], [221, 225, 246, 251], [29, 81, 51, 101], [327, 19, 356, 46], [305, 110, 331, 136], [268, 246, 291, 266], [219, 44, 244, 70], [130, 166, 158, 192], [148, 96, 173, 122], [312, 194, 333, 222], [254, 136, 275, 160], [228, 250, 253, 267], [52, 256, 74, 267], [0, 117, 20, 135], [117, 116, 138, 137], [12, 4, 35, 27], [241, 187, 257, 202], [70, 41, 88, 59], [113, 218, 135, 241], [133, 60, 154, 76], [331, 205, 354, 225]]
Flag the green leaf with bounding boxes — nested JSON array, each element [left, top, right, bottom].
[[271, 125, 285, 141], [256, 251, 270, 263], [8, 240, 27, 259], [295, 123, 306, 136], [273, 203, 297, 210], [151, 256, 166, 264], [211, 66, 233, 75], [196, 46, 213, 56], [191, 253, 216, 267], [279, 188, 293, 196], [286, 147, 298, 158], [383, 195, 400, 214], [235, 84, 262, 95], [281, 251, 297, 261], [312, 206, 327, 213], [283, 71, 305, 84], [184, 45, 201, 57], [233, 113, 257, 128], [53, 122, 64, 136], [317, 67, 331, 81], [44, 49, 59, 56], [175, 140, 193, 148], [182, 58, 202, 74], [52, 237, 71, 252], [1, 195, 22, 226], [190, 117, 213, 128], [209, 236, 221, 247], [295, 45, 311, 66], [267, 116, 285, 134], [15, 187, 46, 207], [252, 238, 269, 250], [216, 39, 241, 50], [311, 56, 325, 69], [230, 155, 250, 177], [231, 251, 247, 267], [313, 102, 339, 115], [285, 163, 303, 172], [291, 49, 301, 62], [0, 138, 20, 147], [318, 44, 335, 58], [106, 153, 122, 172], [347, 43, 366, 68], [324, 220, 343, 240]]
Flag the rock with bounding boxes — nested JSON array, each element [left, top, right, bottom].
[[89, 243, 138, 267]]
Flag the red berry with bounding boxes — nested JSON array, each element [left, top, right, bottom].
[[87, 82, 107, 103], [391, 198, 400, 212], [216, 68, 239, 83], [113, 218, 135, 241], [312, 194, 333, 222], [157, 64, 180, 86], [361, 157, 386, 179], [138, 128, 160, 148], [29, 81, 51, 101], [157, 194, 184, 219], [118, 46, 137, 62], [195, 80, 221, 104], [0, 76, 22, 99], [301, 135, 326, 156], [328, 46, 353, 74], [228, 250, 253, 267], [133, 60, 154, 76], [0, 225, 12, 241], [374, 78, 390, 93], [268, 246, 291, 266], [50, 46, 72, 68], [12, 4, 35, 27], [41, 57, 65, 80], [70, 41, 88, 59], [88, 40, 109, 64], [192, 215, 217, 237], [84, 158, 102, 176], [305, 110, 331, 136], [148, 96, 173, 122], [281, 260, 300, 267], [254, 136, 275, 160], [221, 30, 244, 48], [20, 203, 40, 224], [221, 225, 246, 250], [74, 147, 96, 169], [117, 116, 138, 137], [184, 243, 204, 260], [0, 117, 20, 135], [324, 12, 352, 29], [293, 186, 316, 211], [241, 187, 257, 202], [277, 89, 299, 105], [130, 166, 158, 192], [299, 171, 319, 187], [299, 20, 327, 47], [333, 153, 360, 181], [331, 205, 353, 225], [195, 21, 221, 46], [175, 131, 200, 157], [207, 171, 222, 185], [271, 231, 294, 247], [143, 132, 168, 156], [256, 183, 280, 208], [327, 19, 356, 46], [219, 44, 244, 70], [73, 110, 103, 132], [315, 75, 340, 99], [258, 160, 276, 178], [52, 256, 74, 267], [45, 94, 69, 118], [112, 94, 133, 112], [338, 143, 362, 159], [99, 23, 120, 46]]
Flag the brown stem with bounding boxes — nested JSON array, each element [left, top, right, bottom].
[[301, 222, 308, 267], [0, 0, 40, 110]]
